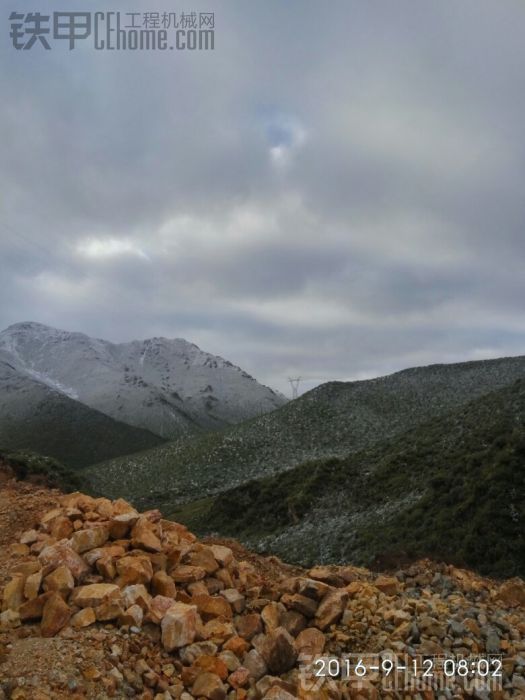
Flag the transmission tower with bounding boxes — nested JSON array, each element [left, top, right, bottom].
[[288, 376, 302, 400]]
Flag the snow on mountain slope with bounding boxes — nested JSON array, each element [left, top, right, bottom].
[[0, 349, 164, 466], [0, 322, 286, 438]]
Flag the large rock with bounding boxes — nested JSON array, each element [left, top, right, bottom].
[[131, 517, 162, 552], [374, 576, 400, 596], [148, 595, 176, 624], [151, 570, 176, 597], [194, 594, 233, 621], [186, 547, 220, 574], [23, 570, 42, 600], [242, 649, 267, 680], [259, 627, 297, 674], [497, 579, 525, 608], [43, 565, 74, 597], [71, 583, 121, 608], [221, 588, 245, 614], [122, 584, 151, 611], [41, 592, 71, 637], [38, 542, 89, 580], [116, 555, 153, 585], [71, 607, 96, 628], [71, 526, 110, 554], [314, 589, 348, 630], [235, 613, 263, 640], [19, 592, 53, 621], [170, 564, 207, 583], [161, 602, 199, 650], [2, 574, 25, 611], [294, 627, 326, 657], [191, 671, 226, 700]]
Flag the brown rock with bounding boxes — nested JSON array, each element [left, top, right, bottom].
[[295, 627, 326, 656], [0, 609, 21, 630], [308, 566, 344, 587], [38, 541, 89, 580], [161, 602, 199, 650], [192, 672, 226, 700], [95, 555, 116, 580], [122, 584, 152, 611], [94, 497, 114, 518], [186, 546, 220, 574], [497, 579, 525, 608], [221, 588, 245, 613], [148, 594, 176, 623], [194, 593, 233, 621], [209, 544, 234, 567], [2, 574, 25, 611], [259, 627, 297, 674], [223, 635, 250, 658], [216, 567, 234, 589], [235, 612, 263, 640], [11, 543, 30, 556], [119, 603, 143, 627], [296, 577, 332, 600], [71, 525, 109, 553], [170, 564, 206, 583], [12, 560, 41, 577], [40, 507, 63, 527], [131, 517, 162, 552], [41, 592, 71, 637], [94, 598, 124, 621], [84, 544, 126, 567], [19, 592, 53, 620], [281, 609, 307, 636], [193, 654, 229, 681], [71, 583, 121, 608], [242, 649, 267, 680], [261, 602, 284, 631], [50, 516, 74, 540], [314, 589, 348, 630], [116, 555, 153, 585], [24, 570, 43, 600], [43, 565, 74, 597], [264, 687, 297, 700], [228, 666, 251, 689], [202, 619, 235, 643], [151, 570, 176, 597], [374, 576, 400, 596], [281, 593, 317, 618], [71, 607, 96, 627], [20, 529, 39, 545]]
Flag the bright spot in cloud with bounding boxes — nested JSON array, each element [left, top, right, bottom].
[[76, 238, 149, 261]]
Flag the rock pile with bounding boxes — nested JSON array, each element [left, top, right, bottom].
[[0, 490, 524, 699]]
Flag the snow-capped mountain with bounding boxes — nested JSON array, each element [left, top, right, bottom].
[[0, 322, 286, 438], [0, 349, 163, 466]]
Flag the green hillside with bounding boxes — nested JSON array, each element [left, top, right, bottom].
[[82, 355, 525, 510], [174, 379, 525, 578]]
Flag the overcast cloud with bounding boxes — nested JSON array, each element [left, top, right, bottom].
[[1, 0, 524, 395]]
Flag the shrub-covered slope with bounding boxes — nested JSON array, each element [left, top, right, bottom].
[[83, 354, 525, 510], [174, 379, 525, 578]]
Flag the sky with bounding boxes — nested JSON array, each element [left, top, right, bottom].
[[1, 0, 525, 397]]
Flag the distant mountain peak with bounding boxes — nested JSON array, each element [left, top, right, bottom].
[[0, 322, 286, 438]]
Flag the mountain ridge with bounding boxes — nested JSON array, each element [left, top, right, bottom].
[[0, 321, 286, 439], [82, 352, 525, 511]]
